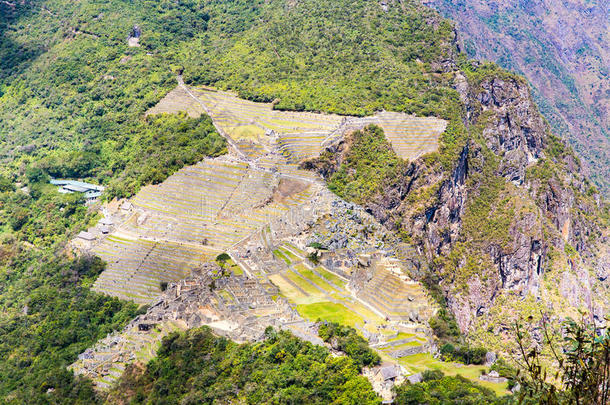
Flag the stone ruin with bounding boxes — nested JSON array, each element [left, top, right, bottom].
[[70, 263, 322, 389]]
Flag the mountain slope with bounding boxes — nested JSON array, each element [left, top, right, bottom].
[[0, 0, 607, 402], [423, 0, 610, 196], [304, 63, 609, 351]]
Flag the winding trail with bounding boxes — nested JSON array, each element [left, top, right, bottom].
[[177, 75, 246, 160], [176, 76, 321, 186]]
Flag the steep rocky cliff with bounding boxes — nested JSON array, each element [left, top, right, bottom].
[[304, 62, 609, 347], [422, 0, 610, 197]]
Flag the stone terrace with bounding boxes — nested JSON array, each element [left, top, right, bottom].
[[73, 265, 318, 389], [353, 258, 436, 323], [190, 88, 447, 163], [91, 156, 318, 304]]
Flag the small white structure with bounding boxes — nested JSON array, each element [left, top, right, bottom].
[[100, 217, 114, 227], [127, 25, 141, 47], [367, 363, 406, 403]]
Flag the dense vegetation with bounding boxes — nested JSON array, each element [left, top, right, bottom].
[[107, 326, 381, 404], [180, 0, 462, 118], [0, 0, 607, 403], [0, 2, 475, 400], [324, 126, 407, 204], [0, 255, 141, 404], [0, 1, 226, 403], [317, 321, 381, 369], [395, 370, 502, 404], [513, 317, 610, 405], [0, 0, 225, 199]]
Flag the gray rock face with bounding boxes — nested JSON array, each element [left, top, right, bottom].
[[305, 63, 607, 333], [478, 77, 545, 185], [425, 0, 610, 197]]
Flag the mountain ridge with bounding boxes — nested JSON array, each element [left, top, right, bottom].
[[0, 0, 607, 403], [423, 0, 610, 196]]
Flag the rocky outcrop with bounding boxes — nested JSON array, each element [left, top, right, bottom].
[[305, 65, 608, 333], [425, 0, 610, 197]]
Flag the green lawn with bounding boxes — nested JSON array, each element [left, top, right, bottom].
[[315, 266, 347, 289], [295, 265, 337, 293], [388, 332, 416, 341], [387, 331, 428, 343], [397, 353, 509, 396], [345, 300, 385, 323], [269, 274, 307, 301], [278, 246, 300, 261], [284, 270, 323, 296], [297, 301, 364, 328], [283, 242, 307, 257], [224, 258, 244, 275], [380, 340, 422, 352], [217, 289, 235, 303], [272, 249, 291, 265]]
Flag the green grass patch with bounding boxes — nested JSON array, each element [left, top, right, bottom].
[[315, 266, 346, 288], [223, 258, 243, 276], [272, 249, 291, 265], [217, 290, 234, 303], [297, 301, 364, 328], [278, 246, 300, 262], [284, 242, 307, 257], [345, 300, 385, 323], [284, 270, 323, 296], [381, 340, 422, 352], [397, 353, 509, 396], [295, 265, 337, 293], [268, 274, 307, 302], [388, 332, 416, 341]]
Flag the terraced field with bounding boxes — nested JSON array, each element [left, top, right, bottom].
[[267, 245, 414, 335], [145, 86, 204, 118], [72, 320, 187, 390], [148, 83, 446, 166], [375, 111, 446, 160], [181, 88, 447, 163], [357, 262, 435, 322], [396, 353, 510, 396], [92, 235, 211, 304], [194, 88, 342, 136], [92, 158, 316, 304]]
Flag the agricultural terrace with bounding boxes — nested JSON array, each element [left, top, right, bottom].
[[145, 86, 204, 118], [356, 260, 436, 322], [193, 88, 342, 162], [72, 320, 186, 389], [92, 235, 212, 304], [397, 353, 510, 396], [266, 244, 430, 348], [93, 157, 315, 304], [154, 87, 448, 163], [375, 111, 446, 161]]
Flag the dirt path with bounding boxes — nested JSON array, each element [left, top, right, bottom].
[[176, 75, 246, 160]]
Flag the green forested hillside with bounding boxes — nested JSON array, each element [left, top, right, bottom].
[[426, 0, 610, 197], [0, 0, 477, 400], [107, 327, 381, 404], [0, 0, 607, 404], [0, 1, 228, 403], [0, 0, 475, 187], [180, 0, 459, 117]]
